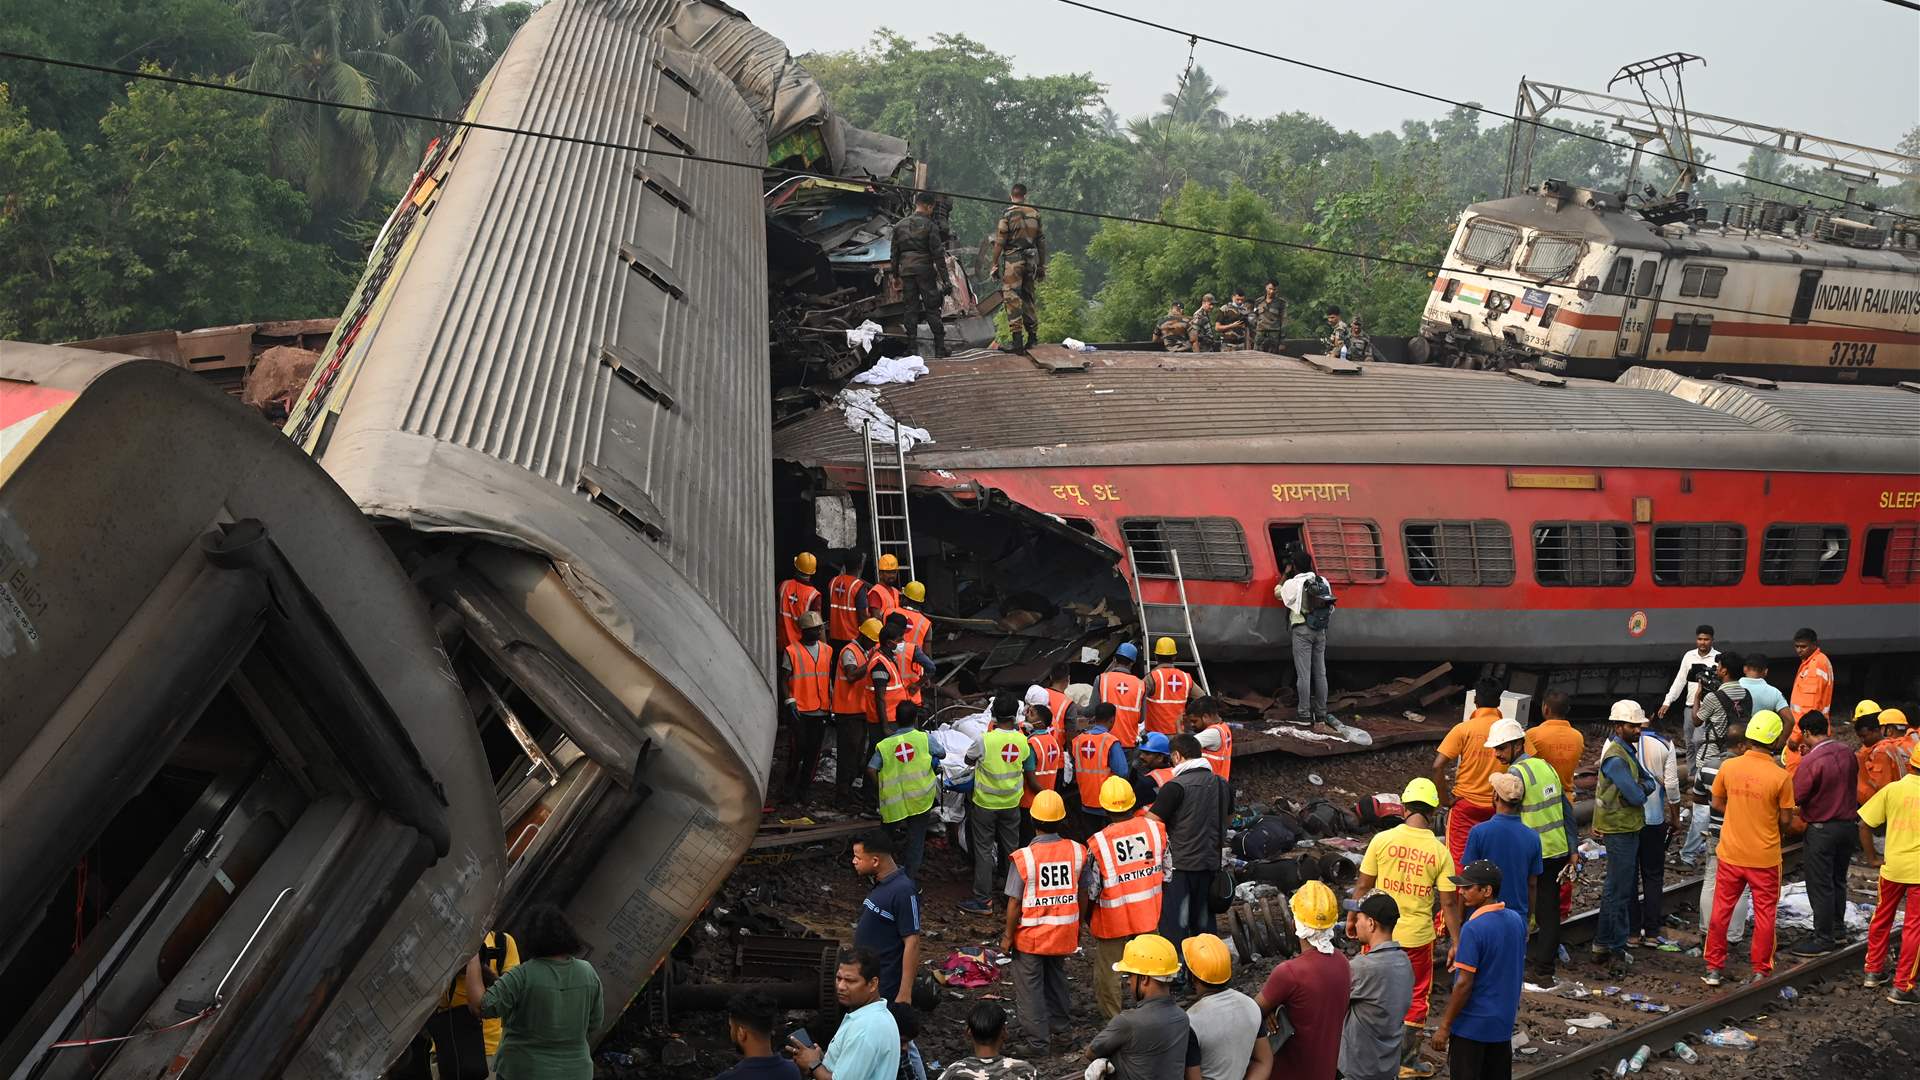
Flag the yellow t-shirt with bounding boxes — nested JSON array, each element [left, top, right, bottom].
[[1360, 823, 1457, 948], [1712, 750, 1795, 869], [1859, 773, 1920, 885], [443, 931, 520, 1055]]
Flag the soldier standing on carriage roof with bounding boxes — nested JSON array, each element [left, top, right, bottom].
[[890, 192, 951, 359], [986, 184, 1047, 354]]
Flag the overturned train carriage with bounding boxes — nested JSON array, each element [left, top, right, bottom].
[[0, 344, 503, 1078], [281, 0, 775, 1046]]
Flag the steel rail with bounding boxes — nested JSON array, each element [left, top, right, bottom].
[[1558, 843, 1805, 947], [1515, 938, 1867, 1079]]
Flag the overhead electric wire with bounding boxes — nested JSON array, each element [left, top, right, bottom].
[[0, 46, 1908, 336], [1048, 0, 1920, 221]]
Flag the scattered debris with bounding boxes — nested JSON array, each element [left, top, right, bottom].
[[834, 387, 934, 450], [852, 355, 931, 386], [1701, 1026, 1759, 1050]]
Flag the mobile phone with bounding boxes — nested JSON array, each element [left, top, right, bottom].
[[789, 1028, 815, 1049]]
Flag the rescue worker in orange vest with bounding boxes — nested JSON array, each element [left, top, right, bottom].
[[1000, 789, 1086, 1052], [1133, 732, 1175, 818], [1786, 627, 1835, 769], [1085, 774, 1170, 1020], [1187, 694, 1234, 781], [780, 611, 835, 804], [1022, 704, 1067, 845], [778, 552, 823, 652], [1143, 637, 1191, 738], [1073, 703, 1132, 841], [1096, 643, 1146, 749], [826, 557, 869, 650], [1035, 663, 1074, 735], [867, 553, 904, 620], [831, 618, 881, 806], [893, 583, 936, 707]]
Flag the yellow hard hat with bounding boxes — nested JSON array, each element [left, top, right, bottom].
[[1400, 777, 1440, 807], [859, 618, 883, 642], [793, 552, 817, 574], [1030, 789, 1067, 823], [1855, 699, 1884, 720], [1746, 709, 1785, 746], [1154, 636, 1178, 657], [1112, 933, 1180, 978], [1099, 774, 1137, 812], [1180, 934, 1233, 985], [1881, 708, 1909, 729], [903, 580, 927, 603], [1290, 880, 1340, 931], [877, 553, 901, 571]]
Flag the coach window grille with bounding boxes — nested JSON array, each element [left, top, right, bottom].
[[1533, 521, 1634, 586], [1651, 523, 1746, 586], [1303, 517, 1387, 584], [1401, 520, 1514, 586], [1759, 523, 1850, 585], [1665, 313, 1714, 352], [1520, 236, 1584, 280], [1862, 523, 1920, 584], [1121, 517, 1251, 582], [1458, 219, 1520, 269]]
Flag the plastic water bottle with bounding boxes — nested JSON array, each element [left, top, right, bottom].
[[1673, 1042, 1699, 1064], [1614, 1059, 1631, 1078], [1629, 1045, 1653, 1072], [1778, 985, 1798, 1003]]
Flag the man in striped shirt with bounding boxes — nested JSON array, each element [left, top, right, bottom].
[[1681, 654, 1749, 867]]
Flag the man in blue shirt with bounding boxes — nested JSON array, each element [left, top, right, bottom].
[[1740, 656, 1790, 717], [1463, 771, 1543, 921], [1431, 861, 1526, 1080], [792, 950, 901, 1080], [716, 991, 802, 1080], [852, 830, 922, 1005]]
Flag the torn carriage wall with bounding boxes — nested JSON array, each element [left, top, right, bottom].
[[279, 0, 778, 1047]]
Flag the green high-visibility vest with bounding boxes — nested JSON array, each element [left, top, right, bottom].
[[973, 728, 1030, 810], [876, 729, 937, 823], [1511, 756, 1569, 860], [1593, 739, 1647, 836]]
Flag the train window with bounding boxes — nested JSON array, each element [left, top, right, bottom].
[[1651, 523, 1746, 586], [1520, 236, 1584, 279], [1532, 521, 1634, 586], [1665, 313, 1714, 352], [1790, 269, 1822, 325], [1860, 524, 1919, 584], [1759, 524, 1850, 585], [1633, 259, 1658, 297], [1301, 517, 1387, 585], [1401, 520, 1515, 587], [1679, 265, 1727, 298], [1121, 517, 1251, 582], [1602, 257, 1633, 295], [1458, 220, 1520, 269]]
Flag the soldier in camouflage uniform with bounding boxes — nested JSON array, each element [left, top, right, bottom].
[[1215, 289, 1251, 349], [1347, 313, 1375, 362], [936, 1003, 1036, 1080], [1190, 294, 1222, 352], [1151, 301, 1191, 352], [891, 191, 952, 357], [986, 183, 1047, 352], [1253, 279, 1287, 353], [1322, 305, 1352, 358]]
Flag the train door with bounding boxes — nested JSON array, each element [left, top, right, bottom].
[[1613, 255, 1661, 359], [1790, 269, 1822, 324]]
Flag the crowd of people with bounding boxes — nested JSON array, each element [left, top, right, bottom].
[[1148, 294, 1374, 361], [758, 550, 1920, 1080]]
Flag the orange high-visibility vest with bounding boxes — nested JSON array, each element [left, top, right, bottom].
[[1088, 816, 1168, 939], [1097, 671, 1145, 747], [863, 649, 907, 726], [895, 607, 933, 704], [777, 579, 820, 651], [866, 582, 901, 621], [1014, 837, 1086, 955], [1136, 766, 1176, 819], [784, 641, 833, 714], [1202, 722, 1234, 780], [1023, 730, 1064, 808], [1073, 731, 1118, 808], [831, 641, 870, 715], [827, 574, 866, 641], [1045, 688, 1073, 733], [1144, 666, 1190, 736]]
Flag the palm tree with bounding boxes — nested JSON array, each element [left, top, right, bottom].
[[241, 0, 420, 218], [1160, 65, 1228, 128]]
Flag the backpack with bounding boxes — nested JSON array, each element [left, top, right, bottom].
[[1709, 686, 1750, 723], [1301, 574, 1335, 630]]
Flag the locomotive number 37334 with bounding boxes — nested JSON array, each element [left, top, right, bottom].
[[1829, 341, 1877, 366]]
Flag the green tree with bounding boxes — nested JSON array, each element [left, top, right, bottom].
[[1032, 253, 1088, 343], [481, 1, 537, 59]]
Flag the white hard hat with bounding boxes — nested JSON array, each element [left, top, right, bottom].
[[1608, 699, 1651, 725], [1025, 685, 1051, 707], [1484, 717, 1528, 749]]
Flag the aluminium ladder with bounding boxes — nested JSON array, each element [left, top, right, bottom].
[[1125, 545, 1211, 693], [862, 421, 916, 581]]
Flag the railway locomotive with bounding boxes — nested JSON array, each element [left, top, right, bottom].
[[1413, 181, 1920, 382]]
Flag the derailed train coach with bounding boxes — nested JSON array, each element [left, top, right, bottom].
[[0, 343, 504, 1078], [276, 0, 811, 1053]]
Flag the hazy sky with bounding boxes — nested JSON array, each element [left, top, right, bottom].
[[750, 0, 1919, 170]]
